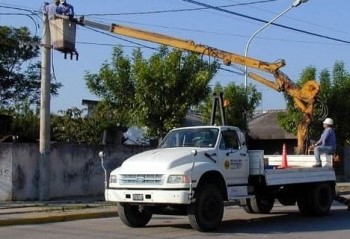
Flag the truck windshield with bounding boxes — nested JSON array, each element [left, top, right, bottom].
[[158, 128, 219, 148]]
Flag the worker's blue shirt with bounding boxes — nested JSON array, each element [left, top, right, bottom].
[[316, 127, 336, 150], [57, 3, 74, 17]]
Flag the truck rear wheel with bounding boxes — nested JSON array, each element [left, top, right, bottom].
[[249, 193, 275, 214], [117, 203, 152, 227], [309, 183, 333, 216], [242, 199, 254, 214], [277, 187, 296, 206], [188, 184, 224, 232], [297, 190, 312, 216], [297, 183, 333, 216]]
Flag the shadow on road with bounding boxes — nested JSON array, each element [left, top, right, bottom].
[[219, 207, 349, 234], [146, 205, 349, 234]]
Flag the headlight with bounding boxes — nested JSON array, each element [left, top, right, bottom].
[[109, 175, 117, 184], [167, 175, 190, 184]]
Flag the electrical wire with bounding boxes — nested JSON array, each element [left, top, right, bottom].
[[182, 0, 350, 45], [81, 24, 158, 51], [227, 0, 350, 37], [76, 41, 147, 48], [0, 12, 39, 37], [219, 67, 244, 76], [84, 0, 278, 16], [2, 3, 350, 47]]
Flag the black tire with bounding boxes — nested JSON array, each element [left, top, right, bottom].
[[188, 184, 224, 232], [278, 196, 296, 206], [117, 203, 152, 228], [297, 190, 313, 216], [243, 199, 255, 214], [309, 183, 333, 216], [277, 190, 297, 206], [249, 194, 275, 214], [297, 183, 333, 217]]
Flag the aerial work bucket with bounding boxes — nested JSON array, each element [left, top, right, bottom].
[[50, 18, 76, 54]]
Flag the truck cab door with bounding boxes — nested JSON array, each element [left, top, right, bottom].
[[217, 129, 249, 197]]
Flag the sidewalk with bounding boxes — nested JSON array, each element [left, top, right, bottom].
[[0, 200, 118, 226], [0, 183, 349, 227]]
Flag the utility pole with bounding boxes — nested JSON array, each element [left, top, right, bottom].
[[39, 13, 51, 201]]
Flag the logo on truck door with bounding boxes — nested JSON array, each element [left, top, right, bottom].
[[224, 158, 242, 169], [224, 160, 230, 169]]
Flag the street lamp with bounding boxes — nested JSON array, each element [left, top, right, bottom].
[[244, 0, 308, 89]]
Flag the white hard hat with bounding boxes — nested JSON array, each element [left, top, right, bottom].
[[323, 118, 333, 125]]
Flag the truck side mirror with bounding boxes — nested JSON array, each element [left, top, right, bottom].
[[239, 131, 246, 146]]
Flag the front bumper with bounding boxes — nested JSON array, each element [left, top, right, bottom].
[[105, 188, 192, 204]]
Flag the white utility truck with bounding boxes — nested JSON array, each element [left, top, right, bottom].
[[104, 125, 336, 232]]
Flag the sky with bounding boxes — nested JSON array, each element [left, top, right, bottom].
[[0, 0, 349, 113]]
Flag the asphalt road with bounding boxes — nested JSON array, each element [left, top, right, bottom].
[[1, 203, 349, 239]]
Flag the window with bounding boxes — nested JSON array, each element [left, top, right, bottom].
[[219, 130, 240, 150], [159, 128, 219, 148]]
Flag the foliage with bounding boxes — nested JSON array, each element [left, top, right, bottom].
[[51, 101, 128, 144], [0, 26, 62, 108], [85, 46, 219, 138], [199, 82, 261, 132], [0, 102, 39, 142]]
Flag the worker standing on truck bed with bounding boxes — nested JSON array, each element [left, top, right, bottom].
[[311, 118, 336, 167]]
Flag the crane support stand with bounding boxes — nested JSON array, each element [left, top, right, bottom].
[[334, 194, 350, 211]]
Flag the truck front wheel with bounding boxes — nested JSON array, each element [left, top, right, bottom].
[[188, 184, 224, 232], [117, 203, 152, 227]]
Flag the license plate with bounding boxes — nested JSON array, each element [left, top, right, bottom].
[[132, 194, 144, 201]]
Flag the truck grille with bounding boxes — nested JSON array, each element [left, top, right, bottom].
[[120, 174, 164, 185]]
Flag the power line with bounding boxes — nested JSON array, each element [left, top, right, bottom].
[[182, 0, 350, 45], [76, 41, 149, 48], [2, 3, 350, 47], [0, 5, 42, 36], [228, 0, 350, 37], [81, 24, 158, 51], [84, 0, 278, 17]]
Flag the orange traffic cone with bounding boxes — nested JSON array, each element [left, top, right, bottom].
[[279, 143, 288, 169]]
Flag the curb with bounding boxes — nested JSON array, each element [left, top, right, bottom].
[[0, 211, 118, 226]]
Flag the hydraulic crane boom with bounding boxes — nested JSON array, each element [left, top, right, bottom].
[[66, 16, 320, 154]]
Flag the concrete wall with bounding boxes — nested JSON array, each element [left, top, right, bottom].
[[0, 143, 148, 201], [0, 145, 13, 201]]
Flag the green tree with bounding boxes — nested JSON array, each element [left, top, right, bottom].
[[0, 26, 61, 108], [199, 82, 261, 132], [51, 101, 127, 144], [0, 102, 40, 142], [85, 46, 219, 138], [327, 62, 350, 151]]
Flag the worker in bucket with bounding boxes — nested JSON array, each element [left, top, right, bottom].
[[43, 0, 60, 20], [311, 118, 336, 167], [57, 0, 74, 18]]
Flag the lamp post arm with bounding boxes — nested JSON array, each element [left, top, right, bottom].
[[244, 2, 299, 89]]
